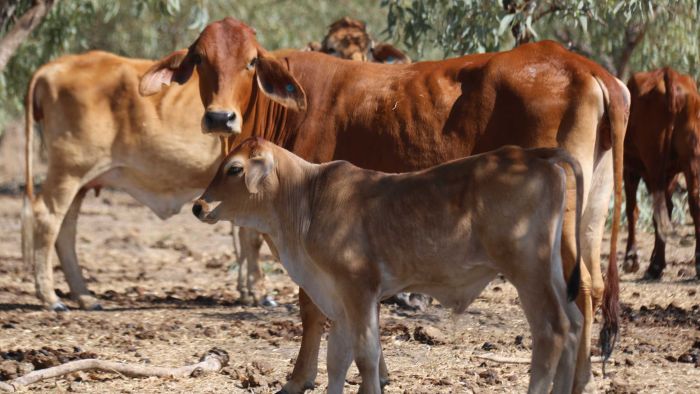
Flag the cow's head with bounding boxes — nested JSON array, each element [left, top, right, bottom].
[[140, 17, 306, 135], [193, 138, 277, 229], [321, 17, 372, 61]]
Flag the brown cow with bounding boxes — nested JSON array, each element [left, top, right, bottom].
[[194, 138, 584, 393], [623, 67, 700, 279], [140, 17, 629, 393], [21, 51, 269, 311], [311, 16, 410, 64]]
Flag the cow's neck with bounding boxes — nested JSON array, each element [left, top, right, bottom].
[[236, 78, 297, 150]]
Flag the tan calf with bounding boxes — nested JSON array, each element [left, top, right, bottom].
[[193, 138, 584, 394]]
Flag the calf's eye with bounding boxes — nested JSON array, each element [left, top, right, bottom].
[[227, 166, 243, 176]]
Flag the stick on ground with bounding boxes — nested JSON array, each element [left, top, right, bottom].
[[473, 353, 606, 364], [0, 347, 229, 392]]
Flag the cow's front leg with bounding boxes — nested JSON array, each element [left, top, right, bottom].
[[623, 169, 641, 273], [645, 187, 673, 280]]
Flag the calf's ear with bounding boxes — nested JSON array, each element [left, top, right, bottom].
[[255, 53, 307, 111], [139, 49, 196, 96], [245, 151, 274, 194]]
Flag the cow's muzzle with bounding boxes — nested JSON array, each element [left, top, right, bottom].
[[203, 111, 240, 134], [192, 199, 217, 224]]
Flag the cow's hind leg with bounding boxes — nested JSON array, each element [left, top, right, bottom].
[[623, 169, 641, 273], [509, 269, 571, 394], [55, 188, 101, 310], [32, 176, 82, 311], [684, 162, 700, 278], [645, 187, 673, 280]]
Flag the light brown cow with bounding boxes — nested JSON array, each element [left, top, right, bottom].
[[21, 51, 269, 311], [193, 137, 584, 393], [623, 67, 700, 279], [140, 17, 629, 393]]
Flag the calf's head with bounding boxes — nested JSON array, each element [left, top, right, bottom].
[[193, 138, 277, 229], [140, 17, 306, 135]]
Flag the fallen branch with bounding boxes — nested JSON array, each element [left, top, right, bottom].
[[473, 353, 607, 364], [0, 347, 229, 392]]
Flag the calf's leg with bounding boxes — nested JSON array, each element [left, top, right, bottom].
[[326, 320, 354, 394], [347, 297, 382, 394], [54, 189, 100, 310], [623, 169, 641, 273]]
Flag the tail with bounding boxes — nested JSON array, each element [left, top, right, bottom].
[[539, 148, 584, 303], [594, 75, 628, 366], [22, 70, 40, 272]]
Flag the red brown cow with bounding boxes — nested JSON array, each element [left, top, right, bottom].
[[623, 67, 700, 279], [140, 17, 629, 393]]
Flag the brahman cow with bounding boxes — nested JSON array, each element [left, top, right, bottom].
[[140, 17, 629, 393], [193, 137, 584, 394], [305, 16, 411, 64], [623, 67, 700, 279], [21, 51, 269, 311]]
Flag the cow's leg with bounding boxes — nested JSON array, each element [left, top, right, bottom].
[[231, 226, 246, 298], [510, 274, 570, 393], [623, 169, 641, 273], [645, 187, 673, 280], [32, 176, 82, 311], [684, 163, 700, 278], [343, 293, 382, 394], [281, 289, 325, 394], [574, 150, 614, 393], [54, 189, 100, 310], [326, 319, 353, 394]]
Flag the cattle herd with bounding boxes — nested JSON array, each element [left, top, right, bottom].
[[11, 14, 700, 394]]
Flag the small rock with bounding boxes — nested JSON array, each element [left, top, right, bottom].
[[481, 342, 498, 351], [252, 360, 273, 375], [678, 353, 695, 363], [1, 323, 15, 329], [413, 326, 446, 345], [677, 268, 691, 278], [0, 360, 17, 380], [625, 358, 634, 367], [203, 327, 217, 338], [478, 369, 500, 385], [514, 335, 524, 346], [665, 355, 677, 362], [689, 289, 697, 297]]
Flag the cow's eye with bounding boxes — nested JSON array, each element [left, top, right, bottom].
[[247, 57, 257, 70], [227, 166, 243, 176]]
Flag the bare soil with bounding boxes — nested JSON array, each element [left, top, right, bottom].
[[0, 128, 698, 392]]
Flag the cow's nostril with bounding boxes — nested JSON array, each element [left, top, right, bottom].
[[204, 111, 236, 131], [192, 203, 203, 217]]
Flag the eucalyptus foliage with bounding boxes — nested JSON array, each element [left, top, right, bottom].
[[382, 0, 700, 81], [0, 0, 386, 130]]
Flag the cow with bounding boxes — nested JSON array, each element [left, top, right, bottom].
[[21, 50, 269, 312], [140, 17, 629, 393], [623, 67, 700, 279], [193, 138, 585, 393], [311, 16, 410, 64]]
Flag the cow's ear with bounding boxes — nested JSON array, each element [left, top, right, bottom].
[[255, 53, 307, 111], [245, 151, 274, 194], [139, 49, 196, 96]]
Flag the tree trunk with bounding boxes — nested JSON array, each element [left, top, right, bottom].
[[0, 0, 56, 74]]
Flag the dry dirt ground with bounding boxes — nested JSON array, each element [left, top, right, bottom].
[[0, 130, 698, 393]]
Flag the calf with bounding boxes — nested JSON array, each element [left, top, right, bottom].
[[193, 137, 584, 394], [623, 67, 700, 279]]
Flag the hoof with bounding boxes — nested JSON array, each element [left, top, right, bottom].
[[642, 269, 663, 281], [87, 303, 103, 311], [261, 295, 278, 307], [78, 295, 102, 311], [622, 253, 640, 273], [238, 294, 254, 306], [277, 380, 314, 394], [51, 302, 69, 312]]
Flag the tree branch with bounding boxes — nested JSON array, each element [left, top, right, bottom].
[[553, 27, 616, 74], [0, 348, 229, 392], [0, 0, 56, 74], [615, 22, 648, 80]]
